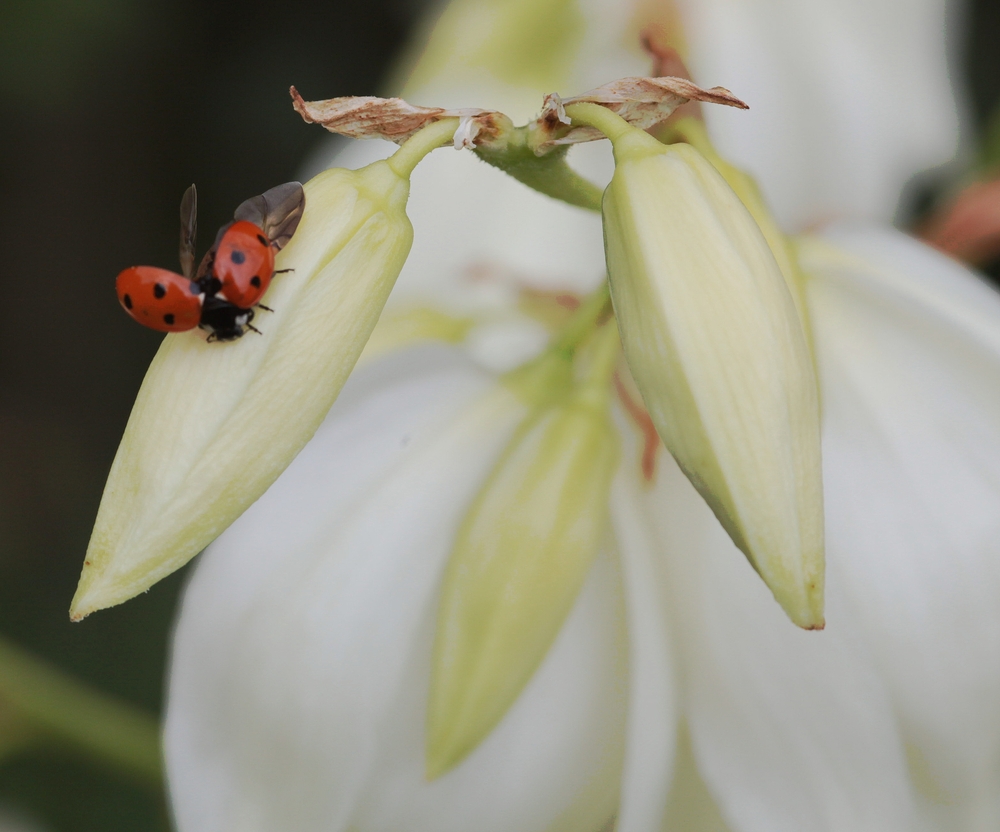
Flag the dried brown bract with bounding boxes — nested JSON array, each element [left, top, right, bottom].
[[532, 77, 748, 150], [290, 86, 510, 149]]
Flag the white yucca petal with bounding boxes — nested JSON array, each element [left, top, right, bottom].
[[165, 346, 627, 832], [72, 161, 413, 619], [609, 452, 679, 832], [642, 451, 916, 832], [678, 0, 959, 228], [384, 0, 960, 231], [803, 226, 1000, 826], [326, 137, 608, 318], [601, 125, 823, 628]]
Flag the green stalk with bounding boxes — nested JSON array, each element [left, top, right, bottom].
[[474, 127, 603, 213], [552, 281, 611, 354], [387, 118, 462, 178], [0, 637, 162, 787]]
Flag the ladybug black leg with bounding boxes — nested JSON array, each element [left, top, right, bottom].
[[273, 268, 294, 275], [256, 304, 274, 313], [247, 323, 263, 335]]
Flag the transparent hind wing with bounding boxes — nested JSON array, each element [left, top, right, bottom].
[[233, 182, 305, 251], [179, 184, 197, 280]]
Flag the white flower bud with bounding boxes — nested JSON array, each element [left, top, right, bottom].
[[427, 341, 620, 777], [72, 160, 415, 620], [595, 116, 824, 629]]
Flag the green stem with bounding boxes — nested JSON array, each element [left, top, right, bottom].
[[574, 320, 621, 410], [563, 102, 634, 144], [583, 319, 621, 386], [503, 282, 611, 407], [0, 637, 162, 787], [474, 129, 604, 213], [552, 282, 611, 354], [387, 118, 462, 178], [564, 102, 665, 162]]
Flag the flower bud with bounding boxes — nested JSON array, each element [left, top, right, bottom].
[[599, 121, 824, 629], [427, 356, 620, 778], [71, 160, 414, 620]]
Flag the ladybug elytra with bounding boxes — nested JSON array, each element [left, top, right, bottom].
[[116, 182, 305, 341]]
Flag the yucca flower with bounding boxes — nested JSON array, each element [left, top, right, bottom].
[[165, 224, 1000, 832], [157, 0, 1000, 829]]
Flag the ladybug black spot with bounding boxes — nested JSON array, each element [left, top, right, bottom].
[[256, 234, 268, 246], [154, 283, 166, 299], [250, 275, 261, 288], [231, 250, 246, 265], [164, 313, 175, 325], [123, 294, 133, 309]]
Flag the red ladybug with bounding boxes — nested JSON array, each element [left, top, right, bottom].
[[213, 220, 276, 308], [116, 182, 305, 341], [116, 266, 203, 332]]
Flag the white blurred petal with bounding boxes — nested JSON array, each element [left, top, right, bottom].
[[351, 552, 626, 832], [165, 345, 626, 832], [646, 453, 916, 832], [329, 138, 607, 314], [678, 0, 961, 227], [610, 437, 679, 832], [661, 724, 734, 832], [803, 227, 1000, 825]]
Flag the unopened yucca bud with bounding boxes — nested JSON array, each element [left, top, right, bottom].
[[427, 333, 620, 777], [568, 103, 824, 629], [72, 156, 420, 620]]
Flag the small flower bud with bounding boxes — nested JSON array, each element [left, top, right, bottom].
[[427, 331, 620, 778], [71, 159, 415, 620], [589, 111, 824, 629]]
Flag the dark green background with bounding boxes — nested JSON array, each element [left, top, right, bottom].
[[0, 0, 999, 829]]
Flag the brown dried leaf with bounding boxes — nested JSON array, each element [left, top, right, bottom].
[[290, 87, 510, 148], [535, 76, 748, 150], [290, 87, 447, 144]]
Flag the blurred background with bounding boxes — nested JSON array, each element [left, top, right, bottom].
[[1, 0, 1000, 829]]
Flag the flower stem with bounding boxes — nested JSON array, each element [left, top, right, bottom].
[[502, 282, 611, 407], [563, 103, 634, 143], [583, 320, 621, 386], [573, 320, 622, 409], [0, 636, 163, 787], [553, 282, 612, 354], [387, 118, 462, 178], [474, 129, 604, 213]]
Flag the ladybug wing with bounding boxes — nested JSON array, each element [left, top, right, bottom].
[[233, 182, 305, 251], [179, 184, 197, 279], [194, 221, 232, 286]]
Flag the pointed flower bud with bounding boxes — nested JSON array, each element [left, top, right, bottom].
[[565, 103, 824, 629], [71, 121, 460, 620], [664, 117, 811, 333], [427, 324, 621, 778]]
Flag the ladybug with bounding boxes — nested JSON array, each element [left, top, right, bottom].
[[116, 181, 305, 341], [116, 266, 202, 332], [212, 220, 276, 308]]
